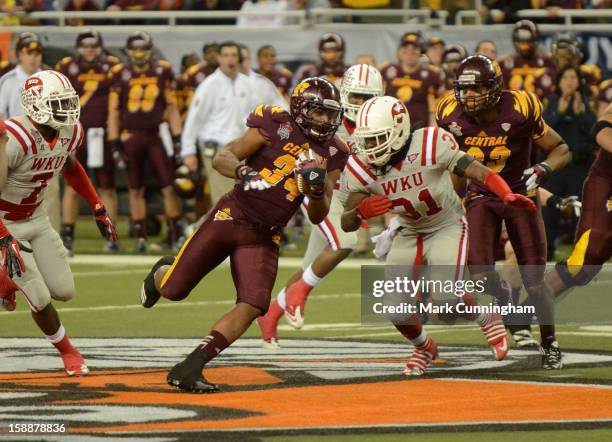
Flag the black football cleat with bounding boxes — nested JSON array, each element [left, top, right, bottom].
[[541, 341, 563, 369], [167, 358, 219, 393], [140, 256, 175, 308]]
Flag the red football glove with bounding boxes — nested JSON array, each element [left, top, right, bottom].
[[502, 193, 536, 211], [0, 223, 32, 278], [484, 172, 536, 212], [357, 195, 392, 219], [94, 205, 118, 241]]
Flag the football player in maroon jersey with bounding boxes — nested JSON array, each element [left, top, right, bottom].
[[107, 31, 183, 252], [499, 20, 555, 100], [140, 78, 349, 393], [56, 29, 119, 254], [436, 55, 570, 369], [296, 33, 348, 85]]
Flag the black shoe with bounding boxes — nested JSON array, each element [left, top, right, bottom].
[[63, 236, 74, 258], [140, 256, 175, 308], [541, 341, 563, 369], [167, 357, 219, 393]]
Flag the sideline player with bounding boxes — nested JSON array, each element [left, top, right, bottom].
[[436, 55, 570, 369], [0, 71, 117, 375], [140, 78, 348, 393], [107, 31, 183, 252], [56, 29, 119, 254], [257, 64, 384, 347], [342, 96, 535, 375]]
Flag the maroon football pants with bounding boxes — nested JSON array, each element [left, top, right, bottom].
[[466, 195, 546, 287], [123, 129, 174, 189], [159, 193, 280, 313]]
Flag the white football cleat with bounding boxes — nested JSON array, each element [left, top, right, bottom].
[[284, 306, 304, 330], [261, 338, 280, 350], [512, 329, 539, 348]]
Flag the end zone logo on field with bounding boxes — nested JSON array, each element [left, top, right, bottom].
[[1, 338, 612, 435]]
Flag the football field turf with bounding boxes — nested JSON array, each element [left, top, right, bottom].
[[1, 223, 611, 441]]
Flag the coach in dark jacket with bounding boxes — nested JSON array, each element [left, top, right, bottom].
[[542, 65, 597, 260]]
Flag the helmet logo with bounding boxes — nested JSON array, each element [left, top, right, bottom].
[[293, 82, 310, 97], [391, 101, 407, 124], [25, 77, 42, 93]]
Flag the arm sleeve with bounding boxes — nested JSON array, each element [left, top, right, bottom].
[[435, 128, 467, 172], [181, 80, 212, 157]]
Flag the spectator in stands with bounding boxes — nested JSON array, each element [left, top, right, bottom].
[[183, 0, 237, 25], [542, 65, 596, 260], [425, 37, 445, 68], [64, 0, 102, 26], [474, 40, 497, 60], [479, 0, 532, 24], [158, 0, 183, 8], [1, 0, 46, 25], [107, 0, 154, 11], [239, 0, 306, 27], [354, 52, 377, 67]]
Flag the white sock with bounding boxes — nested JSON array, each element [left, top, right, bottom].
[[46, 325, 66, 344], [410, 329, 428, 347], [302, 265, 323, 287], [277, 288, 287, 310]]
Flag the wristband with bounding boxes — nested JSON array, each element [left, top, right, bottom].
[[546, 194, 562, 209], [235, 165, 250, 179]]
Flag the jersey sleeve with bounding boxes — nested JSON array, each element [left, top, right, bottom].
[[434, 93, 459, 128], [245, 104, 289, 141], [5, 137, 24, 170], [108, 64, 124, 97], [327, 136, 349, 172], [512, 90, 548, 141], [344, 154, 375, 194], [432, 127, 466, 172]]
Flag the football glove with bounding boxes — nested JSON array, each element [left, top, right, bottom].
[[548, 194, 581, 217], [502, 193, 536, 212], [294, 150, 327, 199], [357, 195, 392, 219], [110, 139, 127, 170], [522, 162, 552, 192], [235, 165, 272, 191], [94, 205, 118, 241], [0, 231, 32, 278]]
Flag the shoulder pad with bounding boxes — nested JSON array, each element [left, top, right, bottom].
[[58, 56, 72, 66], [110, 63, 124, 73], [280, 67, 293, 76], [157, 59, 172, 67], [106, 55, 120, 64]]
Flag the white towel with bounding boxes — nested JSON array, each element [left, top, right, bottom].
[[86, 128, 105, 168]]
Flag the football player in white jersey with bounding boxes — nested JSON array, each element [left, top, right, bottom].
[[342, 96, 535, 375], [0, 71, 118, 376], [257, 64, 383, 348]]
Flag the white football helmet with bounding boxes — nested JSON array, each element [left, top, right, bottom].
[[340, 64, 384, 122], [21, 70, 80, 129], [354, 96, 411, 167]]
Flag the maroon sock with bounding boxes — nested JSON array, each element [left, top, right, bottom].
[[540, 325, 556, 348], [193, 330, 230, 365], [133, 219, 147, 240], [394, 315, 423, 340]]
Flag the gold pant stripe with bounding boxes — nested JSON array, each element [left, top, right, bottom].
[[160, 229, 197, 289], [566, 229, 591, 276]]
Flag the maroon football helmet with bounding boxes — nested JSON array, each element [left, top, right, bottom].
[[290, 77, 343, 144], [15, 32, 43, 53], [454, 55, 503, 115], [76, 29, 103, 60], [318, 33, 345, 68], [125, 31, 153, 66], [512, 20, 540, 58]]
